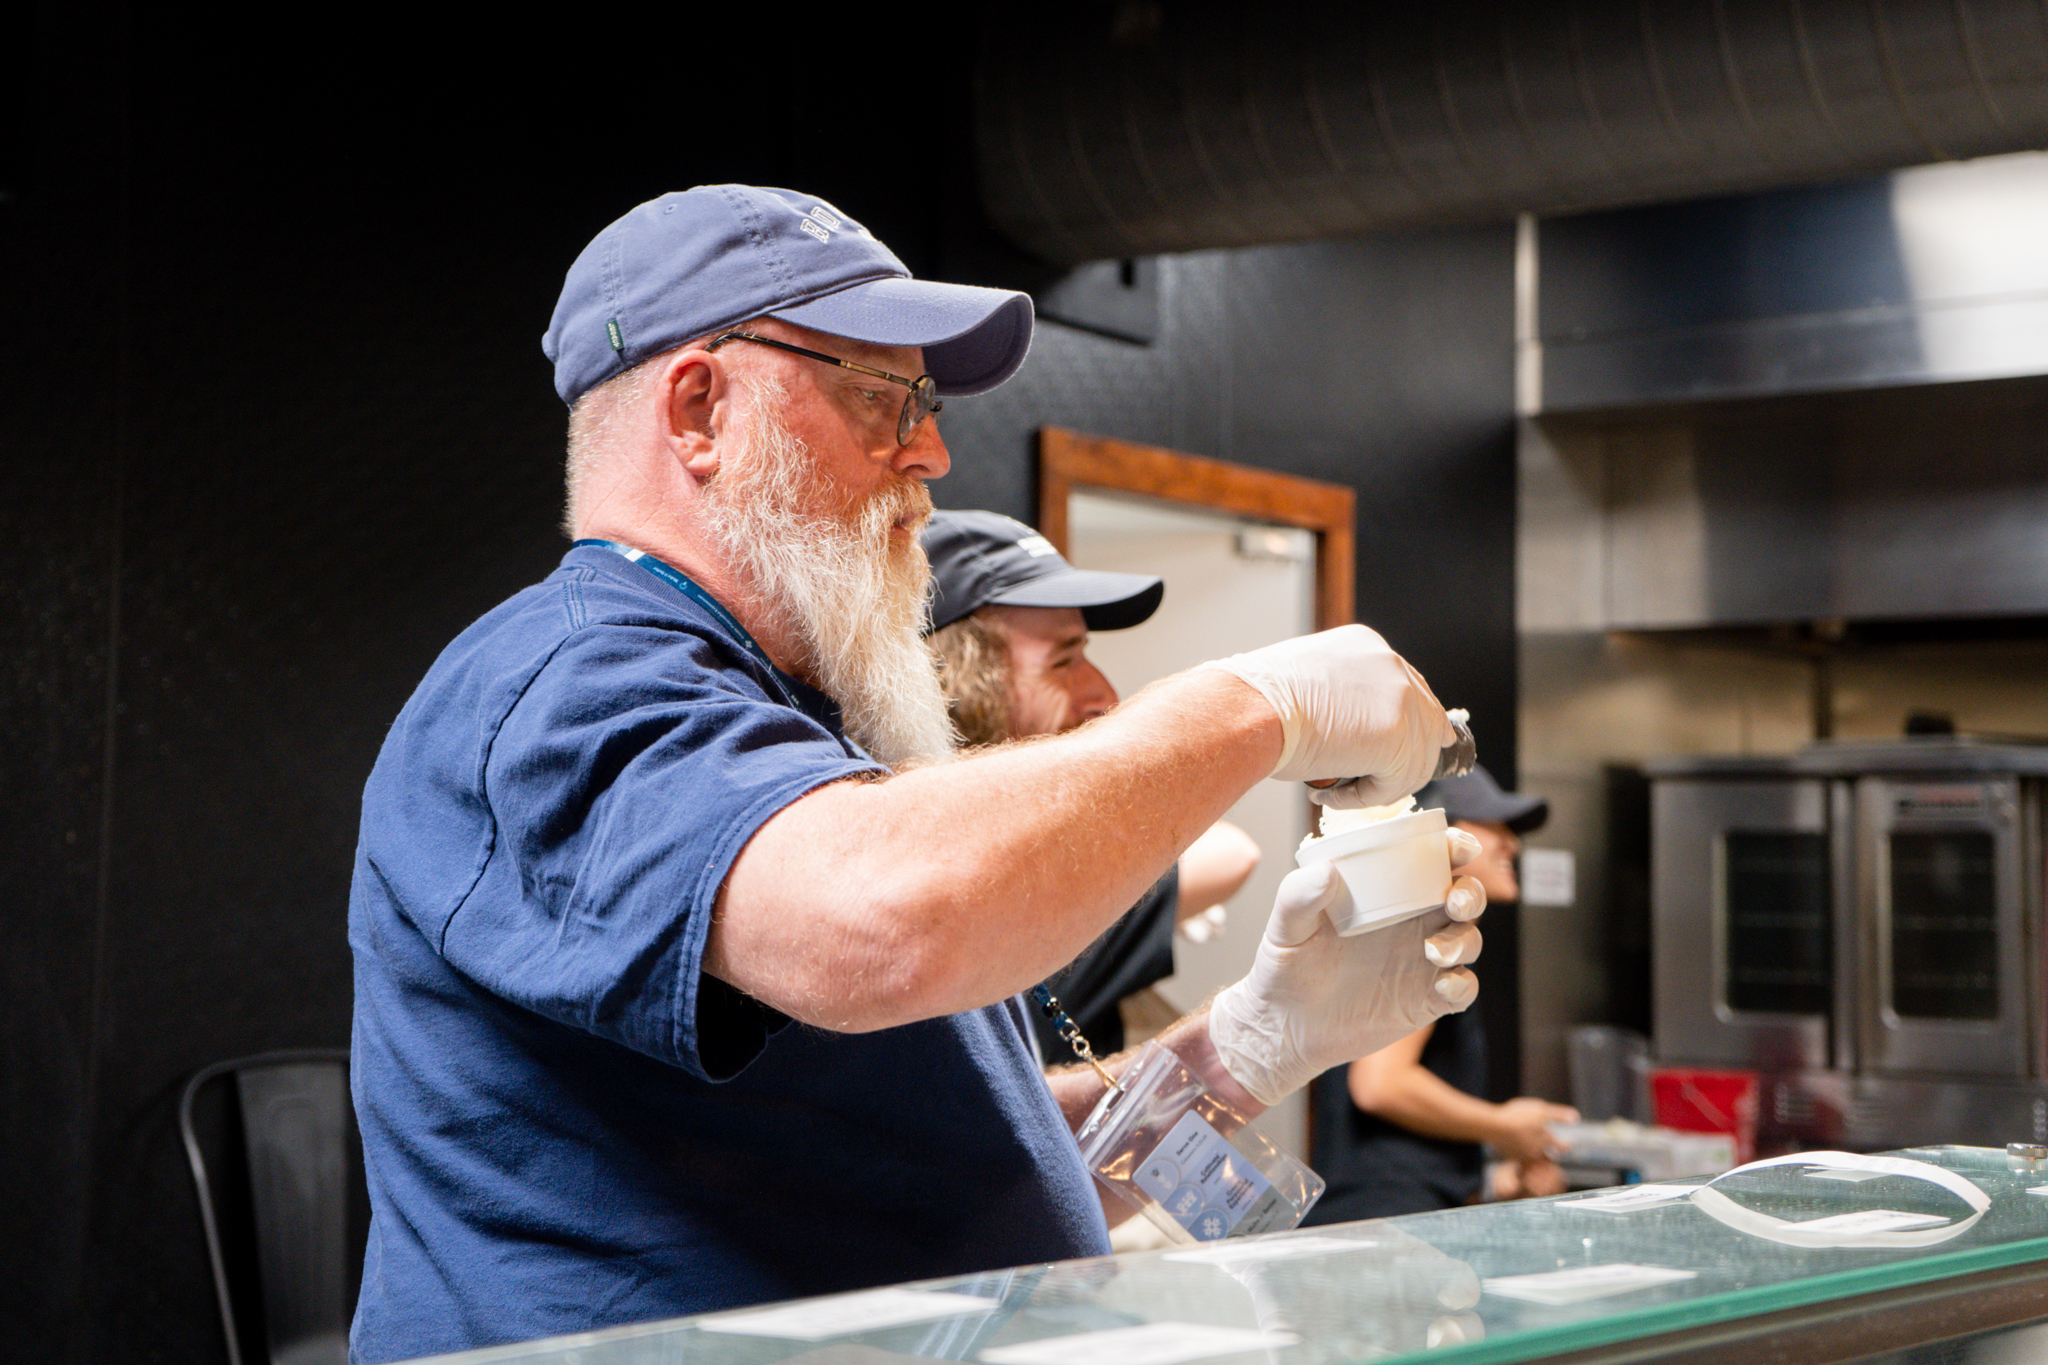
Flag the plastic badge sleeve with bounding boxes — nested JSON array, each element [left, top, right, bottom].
[[1074, 1040, 1325, 1245]]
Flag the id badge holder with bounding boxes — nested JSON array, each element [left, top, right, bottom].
[[1074, 1040, 1325, 1244]]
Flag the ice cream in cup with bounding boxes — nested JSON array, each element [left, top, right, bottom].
[[1295, 798, 1452, 936]]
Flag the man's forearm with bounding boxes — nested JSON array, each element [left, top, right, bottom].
[[710, 668, 1282, 1031], [1359, 1064, 1518, 1147]]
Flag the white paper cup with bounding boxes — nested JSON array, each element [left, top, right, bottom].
[[1295, 807, 1451, 936]]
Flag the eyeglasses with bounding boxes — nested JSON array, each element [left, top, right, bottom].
[[705, 331, 943, 446]]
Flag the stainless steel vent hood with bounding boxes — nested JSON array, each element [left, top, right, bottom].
[[1531, 152, 2048, 412], [1521, 150, 2048, 632], [1521, 372, 2048, 631]]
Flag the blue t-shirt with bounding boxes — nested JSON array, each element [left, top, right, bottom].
[[348, 544, 1109, 1362]]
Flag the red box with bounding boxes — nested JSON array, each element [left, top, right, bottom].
[[1650, 1068, 1759, 1165]]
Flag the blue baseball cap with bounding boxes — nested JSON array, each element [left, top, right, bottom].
[[921, 510, 1164, 635], [543, 185, 1034, 407]]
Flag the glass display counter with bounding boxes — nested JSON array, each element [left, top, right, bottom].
[[411, 1147, 2048, 1365]]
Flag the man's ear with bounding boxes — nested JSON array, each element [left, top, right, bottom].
[[658, 348, 724, 479]]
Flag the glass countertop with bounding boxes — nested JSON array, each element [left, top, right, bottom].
[[416, 1147, 2048, 1365]]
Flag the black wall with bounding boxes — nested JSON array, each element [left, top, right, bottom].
[[3, 10, 1515, 1363]]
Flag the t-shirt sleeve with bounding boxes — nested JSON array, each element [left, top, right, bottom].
[[437, 621, 882, 1080]]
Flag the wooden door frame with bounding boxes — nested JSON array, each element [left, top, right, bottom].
[[1036, 427, 1356, 632]]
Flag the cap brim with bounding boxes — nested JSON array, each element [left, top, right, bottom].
[[989, 570, 1164, 632], [1435, 792, 1547, 833], [1501, 796, 1549, 834], [770, 277, 1034, 396], [1418, 770, 1548, 834]]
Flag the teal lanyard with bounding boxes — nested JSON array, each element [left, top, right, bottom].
[[574, 538, 807, 711]]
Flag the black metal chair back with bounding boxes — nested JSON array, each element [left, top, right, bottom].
[[178, 1049, 361, 1365]]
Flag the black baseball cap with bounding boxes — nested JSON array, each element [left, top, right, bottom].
[[1416, 763, 1548, 833], [920, 510, 1164, 635]]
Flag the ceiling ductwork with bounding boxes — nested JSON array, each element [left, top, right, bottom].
[[976, 0, 2048, 263]]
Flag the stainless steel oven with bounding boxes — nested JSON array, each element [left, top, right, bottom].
[[1653, 761, 1838, 1075], [1856, 770, 2044, 1079], [1651, 740, 2048, 1151]]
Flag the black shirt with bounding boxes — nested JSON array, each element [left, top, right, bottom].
[[1029, 869, 1179, 1061], [1302, 1001, 1489, 1223]]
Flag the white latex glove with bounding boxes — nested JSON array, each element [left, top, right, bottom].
[[1201, 624, 1453, 808], [1178, 903, 1227, 944], [1207, 842, 1485, 1107]]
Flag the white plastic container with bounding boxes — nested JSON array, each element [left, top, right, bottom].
[[1295, 806, 1451, 936]]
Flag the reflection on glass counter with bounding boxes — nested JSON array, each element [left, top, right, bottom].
[[406, 1146, 2048, 1365]]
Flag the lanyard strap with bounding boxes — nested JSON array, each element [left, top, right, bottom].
[[575, 538, 782, 674], [574, 538, 879, 768], [1031, 984, 1122, 1092]]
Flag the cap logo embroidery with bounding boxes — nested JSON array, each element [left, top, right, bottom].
[[799, 206, 841, 244], [1015, 535, 1058, 558]]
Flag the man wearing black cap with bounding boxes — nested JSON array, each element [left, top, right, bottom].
[[1305, 765, 1578, 1223], [347, 185, 1486, 1360], [920, 510, 1261, 1060]]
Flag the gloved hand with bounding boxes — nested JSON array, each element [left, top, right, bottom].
[[1201, 625, 1453, 808], [1207, 841, 1485, 1108]]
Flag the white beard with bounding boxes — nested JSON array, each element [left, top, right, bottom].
[[701, 381, 958, 770]]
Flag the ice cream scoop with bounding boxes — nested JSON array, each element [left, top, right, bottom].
[[1434, 708, 1478, 781], [1307, 707, 1476, 797]]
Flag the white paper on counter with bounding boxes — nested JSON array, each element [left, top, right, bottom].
[[981, 1322, 1299, 1365], [1805, 1167, 1891, 1182], [1483, 1263, 1698, 1305], [1164, 1234, 1379, 1265], [698, 1287, 999, 1339], [1791, 1210, 1953, 1234], [1689, 1151, 1989, 1249], [1558, 1185, 1702, 1212]]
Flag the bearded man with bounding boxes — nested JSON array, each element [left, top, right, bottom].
[[347, 185, 1488, 1362]]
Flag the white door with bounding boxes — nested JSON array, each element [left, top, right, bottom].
[[1067, 490, 1318, 1156]]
